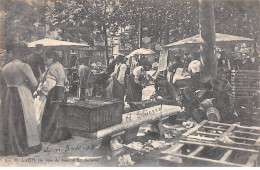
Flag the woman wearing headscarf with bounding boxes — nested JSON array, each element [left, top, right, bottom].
[[0, 43, 41, 156], [126, 65, 148, 108], [35, 50, 71, 143]]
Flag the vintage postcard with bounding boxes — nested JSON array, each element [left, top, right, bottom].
[[0, 0, 259, 167]]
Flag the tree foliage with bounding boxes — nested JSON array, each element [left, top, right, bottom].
[[1, 0, 259, 51], [1, 0, 45, 48]]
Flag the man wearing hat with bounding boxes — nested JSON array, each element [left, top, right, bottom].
[[27, 44, 46, 84]]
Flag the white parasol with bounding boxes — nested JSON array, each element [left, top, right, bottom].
[[126, 48, 155, 58], [27, 38, 89, 49]]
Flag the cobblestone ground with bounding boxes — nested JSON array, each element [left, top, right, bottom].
[[0, 85, 181, 167], [0, 132, 181, 167]]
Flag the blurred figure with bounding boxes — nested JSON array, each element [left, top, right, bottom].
[[217, 51, 231, 74], [252, 51, 259, 70], [107, 56, 117, 76], [78, 57, 94, 99], [26, 44, 45, 83], [231, 53, 243, 70], [152, 58, 159, 70], [188, 53, 201, 90], [0, 43, 41, 156], [36, 50, 71, 143], [241, 55, 254, 70], [167, 56, 183, 83], [130, 55, 139, 73]]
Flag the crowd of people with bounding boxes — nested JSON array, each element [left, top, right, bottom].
[[0, 41, 259, 157]]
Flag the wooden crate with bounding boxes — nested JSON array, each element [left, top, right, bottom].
[[230, 70, 260, 100], [161, 140, 259, 167], [58, 97, 123, 133], [181, 120, 260, 149]]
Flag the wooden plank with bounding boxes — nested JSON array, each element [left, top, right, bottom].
[[196, 131, 221, 136], [229, 136, 257, 142], [231, 141, 260, 149], [234, 130, 260, 136], [92, 105, 181, 139], [219, 124, 238, 142], [188, 135, 217, 142], [245, 154, 258, 167], [207, 121, 232, 127], [237, 125, 260, 131], [189, 146, 204, 157], [232, 86, 260, 89], [220, 150, 233, 162], [162, 143, 185, 155], [202, 126, 226, 131], [255, 137, 260, 146], [182, 120, 208, 137], [161, 143, 182, 155], [180, 140, 258, 153], [170, 153, 244, 167]]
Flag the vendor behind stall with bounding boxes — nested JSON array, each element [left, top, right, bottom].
[[188, 53, 201, 91], [154, 73, 180, 106], [126, 64, 149, 108]]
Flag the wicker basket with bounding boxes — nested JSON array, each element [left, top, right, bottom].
[[58, 97, 123, 133]]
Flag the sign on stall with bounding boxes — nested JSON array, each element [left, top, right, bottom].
[[158, 50, 168, 71], [123, 105, 163, 123]]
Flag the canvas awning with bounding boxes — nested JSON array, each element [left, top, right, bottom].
[[27, 38, 89, 49], [164, 33, 254, 48]]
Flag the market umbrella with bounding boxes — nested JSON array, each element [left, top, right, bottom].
[[164, 33, 254, 48], [27, 38, 89, 49], [126, 48, 155, 58]]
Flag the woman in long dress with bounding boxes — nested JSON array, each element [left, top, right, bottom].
[[36, 50, 71, 143], [0, 43, 42, 156]]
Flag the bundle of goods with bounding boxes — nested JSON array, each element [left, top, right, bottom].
[[180, 76, 236, 123]]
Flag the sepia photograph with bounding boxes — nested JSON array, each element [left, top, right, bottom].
[[0, 0, 259, 167]]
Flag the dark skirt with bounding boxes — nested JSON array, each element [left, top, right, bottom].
[[0, 87, 41, 157], [126, 74, 143, 103], [41, 86, 71, 143], [102, 77, 124, 102]]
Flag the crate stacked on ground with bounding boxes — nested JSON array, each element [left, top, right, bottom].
[[160, 140, 259, 167], [160, 120, 260, 167], [58, 97, 124, 136], [181, 120, 260, 149], [230, 70, 260, 101]]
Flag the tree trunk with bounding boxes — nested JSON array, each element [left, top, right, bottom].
[[139, 14, 142, 48], [199, 0, 217, 78], [103, 1, 109, 66], [103, 24, 109, 65], [162, 22, 170, 46]]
